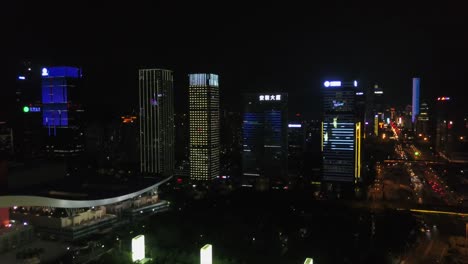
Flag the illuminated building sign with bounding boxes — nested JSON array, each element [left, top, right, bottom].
[[354, 80, 358, 87], [18, 76, 26, 80], [132, 235, 145, 262], [374, 90, 383, 94], [259, 94, 281, 101], [41, 66, 81, 78], [356, 92, 364, 95], [288, 124, 301, 128], [437, 97, 450, 101], [200, 244, 212, 264], [23, 106, 41, 113], [324, 81, 341, 87], [332, 100, 344, 108]]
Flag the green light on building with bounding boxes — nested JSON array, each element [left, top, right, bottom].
[[23, 106, 30, 113]]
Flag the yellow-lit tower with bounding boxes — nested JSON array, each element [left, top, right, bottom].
[[189, 74, 220, 181]]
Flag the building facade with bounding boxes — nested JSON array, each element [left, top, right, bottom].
[[412, 77, 420, 125], [138, 69, 174, 177], [322, 81, 361, 183], [242, 93, 288, 183], [41, 66, 85, 157], [188, 73, 220, 181]]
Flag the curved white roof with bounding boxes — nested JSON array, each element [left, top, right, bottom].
[[0, 176, 172, 208]]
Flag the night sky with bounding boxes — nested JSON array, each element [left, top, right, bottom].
[[4, 2, 468, 119]]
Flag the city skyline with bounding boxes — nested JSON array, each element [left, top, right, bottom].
[[1, 2, 468, 263], [3, 2, 468, 119]]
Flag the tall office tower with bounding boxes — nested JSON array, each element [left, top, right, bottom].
[[188, 73, 220, 181], [242, 93, 288, 183], [416, 101, 430, 135], [41, 66, 85, 157], [364, 84, 384, 137], [322, 80, 361, 183], [139, 69, 175, 177], [288, 121, 305, 178], [220, 111, 242, 178], [13, 62, 43, 160], [433, 96, 467, 161], [412, 77, 420, 125]]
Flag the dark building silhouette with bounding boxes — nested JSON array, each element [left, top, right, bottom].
[[242, 93, 288, 186]]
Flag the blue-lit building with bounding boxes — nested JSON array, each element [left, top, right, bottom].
[[242, 93, 288, 185], [412, 77, 420, 125], [322, 81, 361, 183], [41, 66, 84, 156]]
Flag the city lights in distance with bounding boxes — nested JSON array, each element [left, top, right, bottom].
[[41, 68, 49, 76], [200, 244, 212, 264], [354, 80, 358, 87], [23, 106, 29, 113], [18, 76, 26, 80], [288, 124, 302, 128], [324, 81, 341, 87], [356, 92, 364, 95], [437, 97, 450, 101], [259, 94, 281, 101], [374, 90, 383, 94], [132, 235, 145, 262]]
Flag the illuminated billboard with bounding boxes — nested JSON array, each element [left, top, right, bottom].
[[200, 244, 212, 264], [132, 235, 145, 262]]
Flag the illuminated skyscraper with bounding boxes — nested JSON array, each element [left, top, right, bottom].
[[139, 69, 174, 177], [242, 93, 288, 183], [189, 73, 220, 181], [416, 101, 430, 135], [41, 66, 84, 156], [412, 77, 420, 124], [322, 80, 361, 183]]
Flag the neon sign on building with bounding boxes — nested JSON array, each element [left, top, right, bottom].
[[259, 94, 281, 101]]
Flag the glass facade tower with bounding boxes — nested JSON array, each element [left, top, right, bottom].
[[322, 81, 360, 182], [242, 93, 288, 181], [139, 69, 174, 177]]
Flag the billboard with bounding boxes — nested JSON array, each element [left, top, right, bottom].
[[132, 235, 145, 262], [200, 244, 212, 264]]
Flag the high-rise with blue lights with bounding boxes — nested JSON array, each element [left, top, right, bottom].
[[139, 69, 174, 177], [412, 77, 420, 125], [41, 66, 84, 156], [242, 93, 288, 184], [189, 73, 220, 181], [322, 81, 361, 183]]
